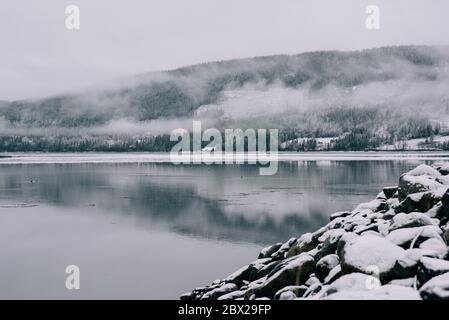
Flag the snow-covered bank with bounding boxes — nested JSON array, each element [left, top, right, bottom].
[[182, 163, 449, 300], [1, 151, 449, 165]]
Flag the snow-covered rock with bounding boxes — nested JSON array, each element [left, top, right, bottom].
[[420, 272, 449, 299], [324, 285, 421, 300], [389, 212, 437, 231], [339, 235, 404, 282], [386, 226, 443, 248]]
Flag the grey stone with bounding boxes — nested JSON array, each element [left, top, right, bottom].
[[420, 272, 449, 299], [253, 254, 315, 298], [383, 186, 398, 199], [316, 254, 340, 282], [258, 243, 282, 259], [201, 283, 239, 300], [417, 257, 449, 285]]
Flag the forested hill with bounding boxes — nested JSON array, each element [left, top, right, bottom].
[[1, 45, 449, 151]]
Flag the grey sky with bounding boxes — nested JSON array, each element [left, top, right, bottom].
[[1, 0, 448, 100]]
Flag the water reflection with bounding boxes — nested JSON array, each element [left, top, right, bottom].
[[0, 160, 430, 244]]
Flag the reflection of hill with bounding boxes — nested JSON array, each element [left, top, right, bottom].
[[0, 160, 424, 244]]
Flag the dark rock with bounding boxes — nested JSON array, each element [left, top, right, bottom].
[[316, 254, 340, 282], [398, 165, 442, 201], [383, 186, 399, 199], [396, 191, 441, 214], [439, 190, 449, 220], [393, 249, 439, 279], [329, 211, 351, 221], [252, 254, 315, 298], [420, 272, 449, 299], [286, 233, 317, 258], [317, 229, 346, 259], [249, 260, 280, 282], [258, 243, 282, 259], [271, 238, 297, 260], [324, 265, 343, 284], [302, 282, 322, 298], [201, 283, 239, 300], [417, 257, 449, 285]]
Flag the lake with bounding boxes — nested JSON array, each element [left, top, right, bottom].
[[0, 152, 448, 299]]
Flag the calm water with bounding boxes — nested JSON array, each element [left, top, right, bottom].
[[0, 153, 447, 299]]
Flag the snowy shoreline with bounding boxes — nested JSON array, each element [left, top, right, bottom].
[[1, 151, 449, 165], [182, 163, 449, 300]]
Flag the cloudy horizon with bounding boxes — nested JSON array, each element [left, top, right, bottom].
[[1, 0, 449, 101]]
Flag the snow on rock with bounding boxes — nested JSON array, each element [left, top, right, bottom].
[[398, 165, 445, 201], [339, 235, 404, 282], [419, 238, 447, 257], [420, 272, 449, 299], [393, 249, 440, 279], [389, 212, 437, 231], [183, 163, 449, 301], [417, 257, 449, 285], [251, 254, 315, 298], [324, 285, 421, 300], [386, 226, 443, 249]]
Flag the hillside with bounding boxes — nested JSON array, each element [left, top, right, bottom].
[[1, 45, 449, 152]]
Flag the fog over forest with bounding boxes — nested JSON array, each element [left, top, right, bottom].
[[1, 45, 449, 151]]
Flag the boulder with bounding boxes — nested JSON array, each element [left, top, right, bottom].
[[420, 272, 449, 299], [330, 211, 351, 221], [398, 165, 443, 201], [389, 212, 437, 231], [253, 254, 315, 298], [316, 254, 340, 282], [386, 226, 443, 249], [383, 186, 398, 199], [397, 191, 441, 213], [271, 237, 297, 260], [417, 257, 449, 285], [258, 243, 282, 259], [217, 290, 246, 300], [302, 282, 323, 298], [317, 229, 346, 258], [393, 249, 440, 279], [286, 233, 317, 258], [324, 265, 343, 284], [318, 273, 372, 297], [201, 283, 239, 300], [278, 291, 297, 300], [325, 285, 421, 300], [274, 285, 307, 300], [440, 190, 449, 220], [443, 225, 449, 245], [249, 260, 280, 282], [388, 278, 416, 287], [340, 235, 404, 282], [419, 238, 447, 257]]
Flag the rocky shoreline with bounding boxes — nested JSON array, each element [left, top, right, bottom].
[[181, 163, 449, 300]]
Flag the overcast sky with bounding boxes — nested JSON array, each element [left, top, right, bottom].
[[1, 0, 448, 100]]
